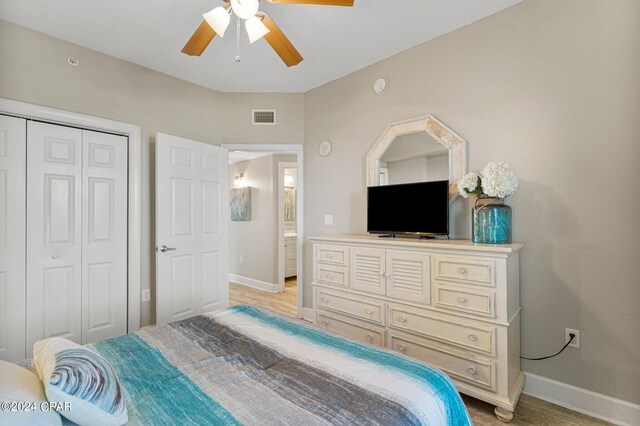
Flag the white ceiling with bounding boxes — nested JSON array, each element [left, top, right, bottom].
[[0, 0, 520, 93]]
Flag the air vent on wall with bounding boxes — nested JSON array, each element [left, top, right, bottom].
[[252, 109, 276, 125]]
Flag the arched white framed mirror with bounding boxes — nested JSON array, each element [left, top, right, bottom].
[[366, 115, 467, 202]]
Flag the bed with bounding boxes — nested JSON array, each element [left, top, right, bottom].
[[78, 305, 472, 426]]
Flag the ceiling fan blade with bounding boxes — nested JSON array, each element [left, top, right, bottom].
[[267, 0, 354, 5], [259, 13, 303, 67], [181, 21, 217, 56]]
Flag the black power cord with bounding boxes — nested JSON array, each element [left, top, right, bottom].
[[521, 333, 576, 361]]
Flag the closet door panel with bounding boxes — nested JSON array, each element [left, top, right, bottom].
[[26, 121, 82, 351], [0, 115, 26, 362], [81, 130, 127, 344]]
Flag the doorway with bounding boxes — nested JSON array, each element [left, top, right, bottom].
[[222, 144, 304, 319]]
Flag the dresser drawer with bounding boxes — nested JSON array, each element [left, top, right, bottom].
[[315, 264, 348, 288], [389, 332, 495, 390], [316, 244, 348, 266], [434, 256, 495, 287], [316, 288, 385, 326], [388, 304, 495, 355], [317, 310, 385, 347], [434, 285, 495, 318]]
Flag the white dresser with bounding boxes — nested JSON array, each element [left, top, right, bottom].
[[310, 235, 524, 422]]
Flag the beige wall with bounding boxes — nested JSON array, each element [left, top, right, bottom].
[[0, 19, 304, 327], [303, 0, 640, 404], [229, 154, 296, 285], [229, 156, 275, 285]]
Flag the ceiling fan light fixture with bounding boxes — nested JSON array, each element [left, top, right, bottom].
[[230, 0, 259, 20], [203, 7, 230, 37], [246, 16, 270, 44]]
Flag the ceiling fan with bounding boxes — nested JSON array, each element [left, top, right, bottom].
[[181, 0, 354, 67]]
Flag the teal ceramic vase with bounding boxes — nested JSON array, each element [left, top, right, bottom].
[[472, 196, 512, 244]]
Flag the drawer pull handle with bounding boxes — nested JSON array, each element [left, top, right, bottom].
[[326, 253, 333, 259], [398, 316, 407, 323], [398, 344, 406, 352], [321, 297, 329, 303], [51, 253, 60, 260], [458, 267, 467, 274], [457, 296, 467, 303], [327, 273, 334, 279], [366, 333, 373, 341], [468, 334, 477, 341], [365, 308, 374, 314], [467, 367, 477, 375], [321, 320, 329, 326]]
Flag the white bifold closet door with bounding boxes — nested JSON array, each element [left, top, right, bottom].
[[81, 130, 128, 344], [0, 115, 27, 362], [26, 121, 127, 352]]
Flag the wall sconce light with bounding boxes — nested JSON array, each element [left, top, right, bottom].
[[234, 173, 246, 187], [284, 173, 294, 187]]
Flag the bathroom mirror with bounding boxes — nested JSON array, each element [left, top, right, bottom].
[[284, 187, 295, 222], [366, 115, 467, 201]]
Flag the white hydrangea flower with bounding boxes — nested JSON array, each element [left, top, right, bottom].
[[480, 162, 519, 199], [457, 172, 480, 198]]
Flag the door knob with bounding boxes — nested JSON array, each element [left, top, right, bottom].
[[158, 245, 177, 253]]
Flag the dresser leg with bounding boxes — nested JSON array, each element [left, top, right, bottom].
[[494, 407, 514, 423]]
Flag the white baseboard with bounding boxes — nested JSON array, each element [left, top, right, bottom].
[[229, 274, 278, 293], [523, 372, 640, 426], [301, 307, 315, 323]]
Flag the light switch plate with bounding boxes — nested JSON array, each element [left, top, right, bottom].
[[324, 215, 333, 225]]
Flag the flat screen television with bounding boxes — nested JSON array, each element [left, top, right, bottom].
[[367, 180, 449, 237]]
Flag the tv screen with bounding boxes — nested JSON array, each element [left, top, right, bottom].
[[367, 180, 449, 236]]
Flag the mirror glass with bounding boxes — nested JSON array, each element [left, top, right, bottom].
[[284, 168, 297, 226], [379, 132, 448, 185]]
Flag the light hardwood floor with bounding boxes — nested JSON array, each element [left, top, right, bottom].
[[228, 280, 610, 425], [229, 278, 298, 317]]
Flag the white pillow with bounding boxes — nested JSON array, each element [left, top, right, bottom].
[[0, 360, 62, 426], [33, 338, 128, 426]]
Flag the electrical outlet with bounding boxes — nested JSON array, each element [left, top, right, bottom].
[[324, 214, 333, 226], [240, 256, 244, 264], [565, 328, 580, 349], [142, 289, 151, 302]]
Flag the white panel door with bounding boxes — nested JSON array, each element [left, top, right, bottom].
[[81, 130, 128, 343], [155, 133, 228, 324], [26, 121, 82, 350], [0, 115, 26, 362]]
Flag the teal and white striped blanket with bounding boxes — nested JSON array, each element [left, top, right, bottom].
[[89, 305, 472, 426]]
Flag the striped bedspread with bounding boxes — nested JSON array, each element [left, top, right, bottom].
[[89, 305, 472, 426]]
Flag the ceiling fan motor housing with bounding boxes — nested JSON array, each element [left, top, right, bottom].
[[231, 0, 259, 20]]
